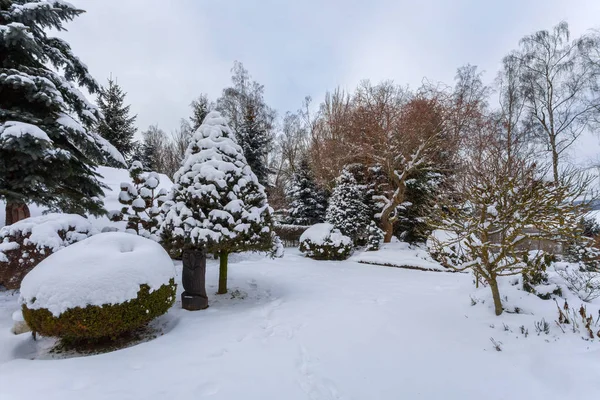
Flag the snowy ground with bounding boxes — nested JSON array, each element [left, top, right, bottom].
[[1, 249, 600, 400], [352, 242, 449, 271]]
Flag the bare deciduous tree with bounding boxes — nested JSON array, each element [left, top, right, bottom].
[[433, 132, 591, 315], [516, 22, 600, 183]]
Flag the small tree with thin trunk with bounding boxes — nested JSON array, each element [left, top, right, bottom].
[[432, 138, 589, 315], [162, 111, 275, 294]]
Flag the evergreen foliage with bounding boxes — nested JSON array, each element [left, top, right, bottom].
[[238, 103, 271, 185], [109, 161, 168, 241], [287, 156, 327, 225], [0, 0, 113, 217], [161, 111, 276, 293], [325, 169, 370, 244], [366, 221, 384, 251], [96, 76, 137, 161], [394, 168, 444, 243], [23, 279, 176, 343], [189, 94, 212, 131]]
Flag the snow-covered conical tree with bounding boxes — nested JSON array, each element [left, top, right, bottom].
[[0, 0, 115, 224], [162, 111, 275, 294], [326, 169, 370, 244], [287, 156, 327, 225], [96, 76, 137, 161]]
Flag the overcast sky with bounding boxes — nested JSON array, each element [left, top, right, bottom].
[[60, 0, 600, 163]]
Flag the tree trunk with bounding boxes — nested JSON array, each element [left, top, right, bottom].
[[489, 276, 503, 316], [383, 222, 394, 243], [5, 202, 30, 226], [218, 250, 229, 294], [180, 248, 209, 310], [549, 133, 560, 184], [551, 147, 559, 185]]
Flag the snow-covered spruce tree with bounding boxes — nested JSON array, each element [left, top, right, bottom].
[[0, 0, 115, 225], [162, 111, 277, 294], [394, 167, 444, 244], [326, 169, 370, 244], [287, 155, 327, 226], [366, 221, 384, 251], [238, 103, 271, 186], [109, 161, 167, 241], [96, 76, 137, 161]]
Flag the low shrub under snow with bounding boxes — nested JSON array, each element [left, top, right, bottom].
[[299, 223, 352, 260], [20, 232, 176, 343], [0, 213, 97, 289], [554, 262, 600, 302]]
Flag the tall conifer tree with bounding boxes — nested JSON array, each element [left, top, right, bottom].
[[96, 76, 137, 160], [0, 0, 111, 224]]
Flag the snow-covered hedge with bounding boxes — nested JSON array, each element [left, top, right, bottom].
[[20, 232, 176, 343], [0, 214, 97, 289], [273, 224, 309, 247], [299, 223, 352, 260]]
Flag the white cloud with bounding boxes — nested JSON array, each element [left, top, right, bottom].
[[60, 0, 600, 161]]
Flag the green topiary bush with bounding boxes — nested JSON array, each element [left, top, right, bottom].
[[23, 279, 176, 343]]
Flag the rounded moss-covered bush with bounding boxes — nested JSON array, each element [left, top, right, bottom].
[[22, 279, 176, 342], [20, 232, 176, 343], [299, 223, 352, 261]]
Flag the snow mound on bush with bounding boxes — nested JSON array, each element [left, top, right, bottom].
[[0, 213, 97, 256], [20, 232, 176, 316], [300, 223, 351, 247]]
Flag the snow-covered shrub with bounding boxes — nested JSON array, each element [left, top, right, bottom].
[[366, 221, 384, 251], [299, 223, 352, 260], [0, 214, 97, 289], [20, 232, 176, 343], [326, 169, 370, 245], [427, 230, 468, 269], [270, 233, 285, 258], [109, 161, 168, 241], [555, 264, 600, 302], [521, 251, 561, 300], [564, 239, 600, 271]]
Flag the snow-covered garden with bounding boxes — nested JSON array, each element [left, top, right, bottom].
[[2, 246, 600, 399], [3, 1, 600, 399]]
